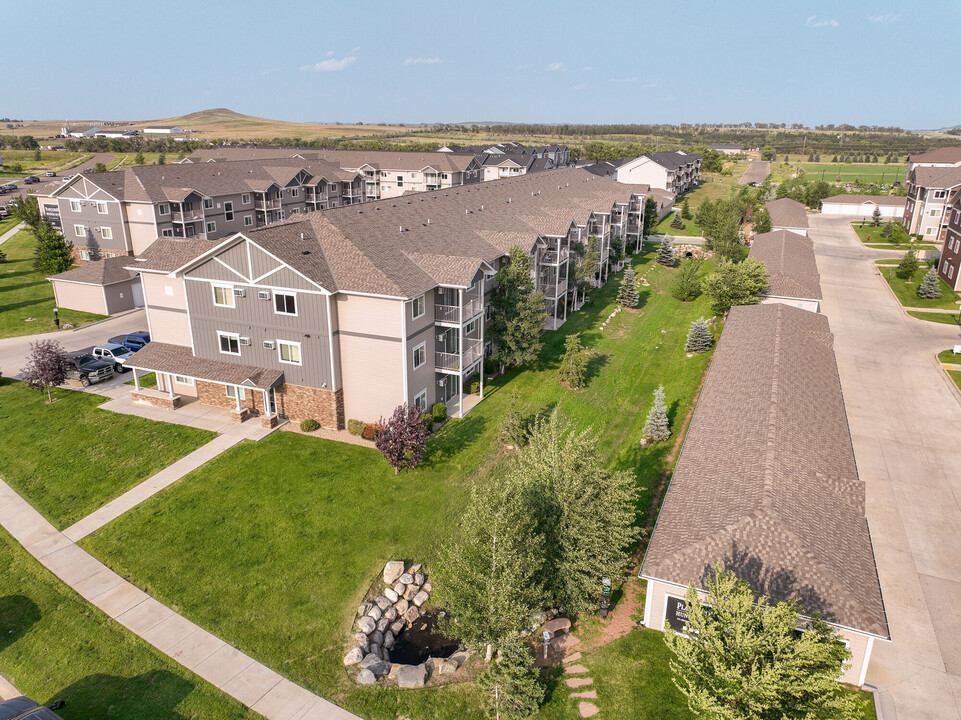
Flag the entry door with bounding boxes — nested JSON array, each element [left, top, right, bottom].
[[266, 388, 277, 415], [131, 279, 144, 307]]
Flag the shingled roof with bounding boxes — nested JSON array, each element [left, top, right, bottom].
[[126, 341, 283, 389], [48, 256, 137, 285], [644, 150, 703, 169], [909, 147, 961, 164], [911, 165, 961, 189], [765, 198, 809, 229], [749, 230, 822, 300], [821, 195, 906, 208], [641, 304, 888, 639]]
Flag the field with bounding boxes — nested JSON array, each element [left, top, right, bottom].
[[797, 162, 907, 185], [0, 149, 91, 177]]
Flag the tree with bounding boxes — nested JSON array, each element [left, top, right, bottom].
[[685, 317, 715, 353], [134, 150, 145, 165], [501, 389, 526, 448], [476, 636, 545, 720], [752, 205, 772, 234], [643, 195, 659, 237], [617, 266, 640, 307], [918, 267, 942, 299], [670, 211, 684, 230], [0, 247, 6, 263], [93, 162, 107, 173], [880, 221, 893, 238], [664, 566, 859, 720], [558, 332, 588, 389], [609, 235, 624, 268], [896, 249, 919, 280], [489, 246, 547, 368], [515, 410, 639, 616], [33, 220, 73, 275], [871, 205, 882, 227], [681, 198, 692, 220], [572, 236, 600, 303], [9, 195, 42, 232], [20, 340, 70, 403], [642, 385, 671, 442], [157, 152, 166, 165], [656, 237, 676, 266], [374, 403, 428, 473], [671, 258, 703, 301], [703, 258, 769, 314], [33, 147, 41, 161]]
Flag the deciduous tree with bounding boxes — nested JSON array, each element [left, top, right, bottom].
[[752, 205, 772, 234], [489, 246, 547, 368], [703, 258, 769, 314], [375, 403, 428, 473], [20, 340, 70, 403], [9, 195, 41, 232]]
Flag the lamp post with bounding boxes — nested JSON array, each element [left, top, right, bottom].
[[53, 306, 59, 329]]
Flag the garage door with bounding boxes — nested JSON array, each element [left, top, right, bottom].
[[131, 279, 144, 307]]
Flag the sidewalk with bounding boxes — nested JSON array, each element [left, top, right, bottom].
[[0, 221, 25, 246], [0, 477, 359, 720]]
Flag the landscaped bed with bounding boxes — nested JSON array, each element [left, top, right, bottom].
[[853, 223, 936, 251], [0, 379, 215, 529], [0, 527, 256, 720], [80, 249, 720, 718], [874, 261, 961, 310]]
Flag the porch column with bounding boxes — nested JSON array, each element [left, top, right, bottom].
[[262, 389, 270, 416], [457, 288, 464, 418], [234, 387, 241, 413], [133, 369, 141, 391], [479, 274, 486, 401], [167, 373, 174, 399]]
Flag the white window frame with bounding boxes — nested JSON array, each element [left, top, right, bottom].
[[203, 197, 214, 209], [74, 224, 86, 237], [224, 201, 234, 221], [413, 389, 428, 411], [935, 190, 947, 199], [950, 265, 955, 280], [218, 331, 241, 356], [411, 294, 425, 320], [225, 384, 245, 399], [96, 201, 108, 214], [931, 208, 940, 217], [100, 226, 113, 240], [278, 339, 302, 365], [412, 341, 426, 369], [244, 215, 253, 227], [161, 228, 174, 236], [926, 226, 935, 235], [212, 285, 235, 308], [274, 292, 297, 316], [289, 187, 299, 198], [159, 203, 170, 215], [242, 193, 251, 205], [173, 375, 194, 386], [70, 200, 81, 212], [79, 249, 92, 261], [206, 221, 217, 234]]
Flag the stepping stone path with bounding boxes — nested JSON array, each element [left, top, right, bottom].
[[561, 644, 600, 719]]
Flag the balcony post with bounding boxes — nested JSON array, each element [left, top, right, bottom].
[[479, 274, 486, 401], [457, 289, 464, 417]]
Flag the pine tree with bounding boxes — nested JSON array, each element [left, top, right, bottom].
[[33, 220, 73, 275], [918, 267, 943, 299], [501, 390, 526, 448], [643, 195, 659, 237], [880, 221, 893, 238], [681, 198, 692, 220], [671, 258, 703, 301], [617, 266, 640, 307], [558, 333, 588, 388], [670, 211, 684, 229], [896, 249, 919, 280], [642, 385, 671, 442], [656, 237, 675, 266], [134, 150, 145, 165], [871, 206, 882, 226], [476, 636, 545, 720], [685, 317, 715, 353], [489, 246, 548, 368]]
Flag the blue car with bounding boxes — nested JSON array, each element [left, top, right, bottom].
[[106, 331, 151, 352]]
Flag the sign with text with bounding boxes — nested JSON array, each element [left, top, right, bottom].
[[665, 595, 691, 633], [43, 204, 62, 231]]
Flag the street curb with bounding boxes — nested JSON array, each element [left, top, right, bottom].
[[863, 682, 896, 720], [60, 307, 144, 333]]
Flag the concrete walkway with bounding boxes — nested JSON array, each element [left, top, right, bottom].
[[809, 215, 961, 720], [0, 221, 25, 246], [62, 433, 245, 542], [0, 477, 359, 720]]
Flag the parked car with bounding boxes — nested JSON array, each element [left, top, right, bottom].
[[0, 697, 66, 720], [65, 351, 114, 386], [107, 331, 150, 352], [0, 205, 9, 219], [92, 342, 135, 372], [23, 176, 39, 184], [1, 183, 16, 192], [45, 170, 56, 177], [61, 175, 73, 182]]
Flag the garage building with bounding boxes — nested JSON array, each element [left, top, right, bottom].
[[749, 229, 822, 313], [48, 257, 143, 316], [819, 195, 906, 220]]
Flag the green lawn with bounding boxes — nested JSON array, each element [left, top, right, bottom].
[[126, 371, 157, 387], [655, 211, 703, 237], [949, 371, 961, 391], [876, 262, 961, 310], [0, 527, 256, 720], [907, 311, 961, 325], [938, 349, 961, 363], [852, 223, 935, 250], [0, 149, 89, 175], [0, 379, 215, 529], [798, 162, 907, 185], [82, 249, 718, 719], [0, 229, 106, 338]]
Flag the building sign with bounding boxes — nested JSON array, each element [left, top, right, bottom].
[[43, 204, 62, 231], [665, 595, 691, 633]]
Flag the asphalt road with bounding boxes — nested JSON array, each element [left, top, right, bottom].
[[739, 160, 770, 185], [0, 152, 117, 204]]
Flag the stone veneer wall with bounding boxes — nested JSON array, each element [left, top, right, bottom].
[[277, 384, 345, 429], [196, 380, 268, 414]]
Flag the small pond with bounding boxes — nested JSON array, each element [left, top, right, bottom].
[[389, 610, 460, 665]]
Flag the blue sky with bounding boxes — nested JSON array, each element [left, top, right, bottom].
[[9, 0, 958, 129]]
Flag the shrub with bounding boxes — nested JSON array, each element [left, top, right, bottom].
[[375, 404, 429, 473], [896, 249, 919, 280], [347, 418, 364, 436], [300, 418, 320, 432], [361, 422, 382, 440], [421, 413, 433, 433], [470, 380, 481, 395], [918, 267, 943, 299], [431, 402, 447, 423]]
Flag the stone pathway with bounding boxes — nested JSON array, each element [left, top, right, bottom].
[[560, 644, 600, 718], [0, 477, 359, 720], [62, 433, 245, 541]]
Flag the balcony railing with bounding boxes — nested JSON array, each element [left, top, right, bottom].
[[541, 248, 570, 265], [435, 296, 483, 323], [258, 199, 282, 210], [538, 280, 566, 298], [171, 210, 203, 223], [435, 340, 483, 372]]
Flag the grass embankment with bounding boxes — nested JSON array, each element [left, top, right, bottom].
[[854, 223, 936, 251], [0, 527, 256, 719], [0, 229, 106, 338], [82, 249, 717, 719], [655, 211, 703, 237], [908, 311, 961, 325], [0, 379, 215, 529], [874, 260, 961, 310], [0, 149, 88, 176], [938, 350, 961, 391]]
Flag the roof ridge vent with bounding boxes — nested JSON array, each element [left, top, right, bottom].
[[426, 218, 431, 225]]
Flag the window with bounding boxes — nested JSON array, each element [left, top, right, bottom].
[[465, 318, 477, 335], [212, 285, 235, 307], [411, 294, 425, 320], [935, 190, 948, 199], [183, 201, 194, 212], [274, 292, 296, 315], [96, 201, 108, 214], [159, 203, 170, 215], [203, 198, 214, 209], [242, 193, 251, 205], [70, 200, 81, 212], [278, 210, 285, 220], [173, 375, 194, 386], [218, 332, 240, 355], [79, 249, 92, 261], [224, 202, 234, 221], [413, 389, 428, 411], [396, 175, 404, 187], [278, 340, 301, 365], [100, 227, 113, 240], [225, 384, 245, 399], [412, 342, 426, 369], [164, 285, 174, 297], [931, 209, 940, 217], [951, 266, 956, 280], [289, 188, 299, 198], [926, 227, 935, 235], [442, 173, 449, 180], [244, 215, 253, 227], [161, 228, 174, 236], [206, 221, 216, 234], [74, 224, 86, 237]]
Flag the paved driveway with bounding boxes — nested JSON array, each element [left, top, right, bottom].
[[739, 160, 770, 185], [810, 215, 961, 719]]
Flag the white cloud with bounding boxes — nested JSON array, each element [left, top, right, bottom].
[[546, 62, 565, 72], [581, 66, 593, 72], [403, 57, 442, 66], [806, 15, 839, 27], [609, 77, 637, 84], [868, 13, 899, 23], [300, 56, 357, 72], [325, 50, 335, 57]]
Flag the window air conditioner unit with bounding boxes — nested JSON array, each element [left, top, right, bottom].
[[437, 379, 446, 387], [436, 334, 446, 342], [436, 287, 444, 295], [258, 290, 271, 300], [233, 288, 246, 297], [239, 337, 251, 346], [263, 340, 275, 350]]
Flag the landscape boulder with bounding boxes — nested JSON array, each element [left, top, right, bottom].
[[397, 663, 428, 689], [440, 658, 459, 674], [375, 595, 392, 611], [356, 668, 377, 685], [409, 563, 422, 575], [404, 585, 420, 601], [357, 616, 376, 634], [404, 606, 421, 624], [354, 633, 370, 652], [414, 573, 425, 586], [384, 631, 395, 649], [376, 618, 389, 632], [395, 598, 409, 615], [383, 561, 405, 584], [384, 606, 399, 621], [367, 605, 383, 622], [384, 588, 399, 603], [393, 582, 407, 597], [371, 630, 384, 646], [343, 646, 365, 666], [399, 573, 415, 585], [390, 619, 406, 635], [422, 582, 433, 593], [412, 590, 430, 608]]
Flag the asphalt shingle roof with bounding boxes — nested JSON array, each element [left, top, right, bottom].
[[48, 256, 137, 285], [126, 341, 283, 388], [749, 230, 822, 300], [765, 198, 809, 229]]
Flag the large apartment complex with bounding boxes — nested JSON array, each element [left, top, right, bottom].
[[902, 165, 961, 241], [123, 168, 648, 429], [585, 150, 702, 194]]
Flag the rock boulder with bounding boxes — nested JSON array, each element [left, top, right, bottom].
[[399, 573, 414, 585], [375, 595, 392, 611], [343, 646, 365, 665], [397, 663, 428, 689], [357, 616, 376, 634], [412, 590, 429, 607], [356, 668, 377, 685], [383, 561, 405, 585], [384, 588, 399, 603]]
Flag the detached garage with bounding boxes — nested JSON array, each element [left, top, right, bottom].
[[820, 194, 906, 220], [48, 256, 143, 316]]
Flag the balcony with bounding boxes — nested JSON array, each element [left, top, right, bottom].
[[538, 280, 566, 298], [541, 248, 570, 265], [171, 210, 203, 223], [258, 199, 282, 211], [435, 339, 483, 372], [435, 296, 483, 323]]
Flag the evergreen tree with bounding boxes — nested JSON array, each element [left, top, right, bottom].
[[558, 333, 588, 389], [656, 237, 676, 266], [489, 246, 548, 368], [918, 267, 943, 299], [703, 258, 770, 314], [670, 211, 684, 229], [643, 195, 659, 237], [681, 198, 692, 220], [572, 235, 600, 302], [671, 258, 703, 301], [896, 249, 919, 280], [871, 206, 882, 226], [33, 219, 73, 275], [617, 266, 640, 307], [134, 149, 145, 165], [880, 221, 893, 238], [157, 152, 166, 165], [476, 636, 545, 720], [685, 317, 715, 353], [642, 385, 671, 442], [665, 566, 859, 720], [33, 147, 41, 161], [831, 155, 838, 163], [752, 206, 772, 234]]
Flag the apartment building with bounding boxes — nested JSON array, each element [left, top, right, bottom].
[[123, 168, 647, 428], [905, 147, 961, 179], [936, 193, 961, 290], [902, 165, 961, 241], [437, 142, 570, 167], [589, 151, 702, 195], [35, 158, 368, 260]]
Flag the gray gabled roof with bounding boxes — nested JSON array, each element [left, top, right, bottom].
[[644, 150, 703, 170], [749, 230, 822, 300], [765, 198, 809, 229], [48, 256, 137, 285]]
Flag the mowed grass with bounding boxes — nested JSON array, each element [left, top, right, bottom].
[[798, 162, 907, 184], [0, 379, 215, 529], [907, 310, 961, 325], [0, 527, 256, 720], [82, 249, 717, 719], [655, 211, 703, 237], [0, 149, 88, 174], [875, 261, 961, 310], [853, 223, 936, 250], [0, 229, 106, 338]]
